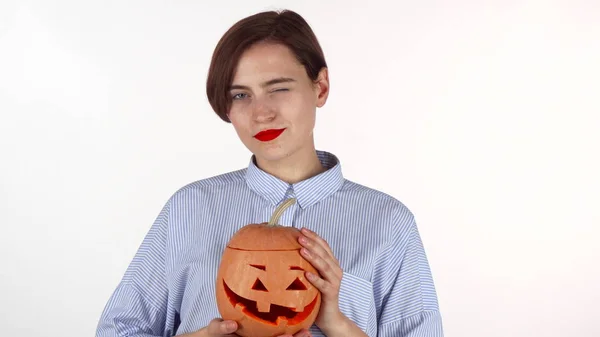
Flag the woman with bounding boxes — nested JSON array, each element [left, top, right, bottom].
[[96, 9, 443, 337]]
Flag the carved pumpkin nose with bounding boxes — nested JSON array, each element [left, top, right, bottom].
[[252, 278, 268, 291], [286, 278, 307, 290]]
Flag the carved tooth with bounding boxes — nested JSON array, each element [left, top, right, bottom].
[[276, 316, 288, 327], [257, 301, 271, 313], [235, 303, 245, 312], [294, 305, 304, 312]]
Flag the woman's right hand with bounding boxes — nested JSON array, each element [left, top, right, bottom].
[[181, 318, 312, 337], [181, 318, 238, 337]]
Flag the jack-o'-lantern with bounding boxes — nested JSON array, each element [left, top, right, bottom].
[[216, 198, 321, 337]]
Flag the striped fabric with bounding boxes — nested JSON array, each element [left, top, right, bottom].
[[96, 151, 443, 337]]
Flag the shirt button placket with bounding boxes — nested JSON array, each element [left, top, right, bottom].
[[280, 186, 298, 228]]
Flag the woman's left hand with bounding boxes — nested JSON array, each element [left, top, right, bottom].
[[298, 227, 345, 334]]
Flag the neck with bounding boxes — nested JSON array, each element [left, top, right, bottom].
[[255, 146, 325, 185]]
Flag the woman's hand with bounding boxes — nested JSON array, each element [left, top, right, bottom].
[[183, 319, 312, 337], [298, 228, 345, 335], [278, 329, 312, 337], [180, 318, 238, 337]]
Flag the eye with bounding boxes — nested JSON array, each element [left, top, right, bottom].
[[271, 88, 289, 93], [232, 93, 248, 100], [252, 278, 268, 291], [286, 277, 307, 290], [250, 264, 266, 271]]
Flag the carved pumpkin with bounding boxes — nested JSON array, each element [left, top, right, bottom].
[[216, 198, 321, 337]]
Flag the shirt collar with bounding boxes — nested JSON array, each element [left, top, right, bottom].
[[245, 150, 345, 209]]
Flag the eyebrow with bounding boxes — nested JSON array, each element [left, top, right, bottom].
[[229, 77, 296, 91]]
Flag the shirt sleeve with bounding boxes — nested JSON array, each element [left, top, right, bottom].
[[95, 200, 172, 337], [374, 211, 444, 337]]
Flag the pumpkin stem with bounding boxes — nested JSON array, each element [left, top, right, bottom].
[[268, 198, 297, 226]]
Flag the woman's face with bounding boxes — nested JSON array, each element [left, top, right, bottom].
[[227, 42, 329, 164]]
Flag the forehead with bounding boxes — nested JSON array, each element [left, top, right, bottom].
[[232, 42, 306, 83]]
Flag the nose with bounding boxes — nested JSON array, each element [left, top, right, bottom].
[[251, 96, 276, 123]]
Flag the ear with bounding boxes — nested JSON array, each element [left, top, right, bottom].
[[314, 67, 329, 108]]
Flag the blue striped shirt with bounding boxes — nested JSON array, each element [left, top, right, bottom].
[[96, 151, 443, 337]]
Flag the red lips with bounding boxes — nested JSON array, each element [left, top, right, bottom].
[[254, 128, 286, 142]]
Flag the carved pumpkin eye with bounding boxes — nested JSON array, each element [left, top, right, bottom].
[[286, 277, 307, 290], [252, 278, 268, 291], [250, 264, 266, 271]]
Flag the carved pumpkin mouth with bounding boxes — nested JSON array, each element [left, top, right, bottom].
[[223, 280, 318, 326]]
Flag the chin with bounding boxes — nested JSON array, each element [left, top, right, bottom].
[[252, 144, 297, 163], [255, 150, 293, 163]]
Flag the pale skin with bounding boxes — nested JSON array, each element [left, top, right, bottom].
[[181, 41, 367, 337]]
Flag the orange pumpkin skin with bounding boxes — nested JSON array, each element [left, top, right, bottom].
[[216, 200, 321, 337]]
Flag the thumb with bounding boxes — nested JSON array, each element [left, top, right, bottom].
[[207, 318, 238, 335], [292, 329, 312, 337]]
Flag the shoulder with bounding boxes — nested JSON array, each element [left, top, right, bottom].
[[339, 179, 416, 246], [323, 149, 415, 225], [342, 178, 415, 221], [168, 168, 247, 202]]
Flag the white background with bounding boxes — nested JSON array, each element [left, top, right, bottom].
[[1, 1, 599, 336]]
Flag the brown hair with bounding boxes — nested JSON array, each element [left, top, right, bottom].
[[206, 9, 327, 123]]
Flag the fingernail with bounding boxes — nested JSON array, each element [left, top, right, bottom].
[[301, 248, 310, 257], [227, 322, 236, 330]]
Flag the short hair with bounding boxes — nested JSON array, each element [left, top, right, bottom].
[[206, 9, 328, 123]]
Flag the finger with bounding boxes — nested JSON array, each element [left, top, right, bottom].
[[298, 230, 343, 280], [305, 270, 336, 295], [298, 234, 342, 281], [300, 248, 343, 283], [207, 318, 237, 335], [292, 328, 312, 337], [298, 235, 330, 262], [298, 233, 338, 266], [300, 247, 340, 283], [300, 228, 337, 262]]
